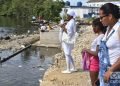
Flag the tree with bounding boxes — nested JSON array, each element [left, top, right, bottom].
[[39, 0, 64, 21], [0, 0, 64, 21]]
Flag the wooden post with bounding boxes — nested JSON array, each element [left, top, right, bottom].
[[0, 44, 31, 63]]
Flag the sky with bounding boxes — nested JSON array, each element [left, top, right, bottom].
[[63, 0, 88, 6]]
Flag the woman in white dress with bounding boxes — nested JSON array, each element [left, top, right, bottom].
[[60, 10, 76, 73]]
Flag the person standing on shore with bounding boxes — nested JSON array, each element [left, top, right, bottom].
[[82, 18, 106, 86], [98, 3, 120, 86], [60, 10, 77, 74]]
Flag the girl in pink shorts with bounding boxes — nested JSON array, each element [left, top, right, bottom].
[[82, 18, 106, 86]]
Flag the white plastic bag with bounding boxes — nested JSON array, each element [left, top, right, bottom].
[[59, 27, 63, 43]]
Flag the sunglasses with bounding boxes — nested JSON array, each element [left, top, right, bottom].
[[100, 15, 108, 20]]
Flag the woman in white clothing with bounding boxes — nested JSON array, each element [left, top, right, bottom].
[[98, 3, 120, 86], [60, 10, 76, 73]]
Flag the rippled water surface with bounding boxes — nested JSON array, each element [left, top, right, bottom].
[[0, 47, 61, 86]]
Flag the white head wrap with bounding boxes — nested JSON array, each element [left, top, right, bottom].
[[67, 10, 75, 17]]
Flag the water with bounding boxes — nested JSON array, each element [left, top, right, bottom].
[[0, 16, 38, 37], [0, 46, 61, 86], [0, 16, 61, 86]]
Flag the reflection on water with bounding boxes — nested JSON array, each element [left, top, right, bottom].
[[0, 16, 38, 37], [0, 46, 61, 86], [39, 55, 45, 66]]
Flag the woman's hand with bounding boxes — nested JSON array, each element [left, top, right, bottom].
[[82, 48, 90, 52], [104, 69, 113, 83], [59, 24, 65, 28], [82, 48, 88, 53], [60, 23, 66, 29], [104, 58, 120, 83], [59, 23, 67, 33], [82, 48, 86, 51]]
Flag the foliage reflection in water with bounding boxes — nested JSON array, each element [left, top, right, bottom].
[[0, 46, 61, 86]]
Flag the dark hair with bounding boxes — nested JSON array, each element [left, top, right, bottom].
[[100, 3, 120, 19], [92, 18, 107, 34]]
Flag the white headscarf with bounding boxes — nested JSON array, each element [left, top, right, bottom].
[[67, 10, 76, 18]]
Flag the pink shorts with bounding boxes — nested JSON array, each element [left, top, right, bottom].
[[89, 56, 99, 72]]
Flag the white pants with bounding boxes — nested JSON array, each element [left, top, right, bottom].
[[65, 54, 75, 71], [62, 42, 74, 55], [62, 42, 75, 70]]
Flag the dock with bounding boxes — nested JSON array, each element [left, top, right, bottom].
[[33, 28, 61, 48]]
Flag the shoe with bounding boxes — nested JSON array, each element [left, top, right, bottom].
[[70, 68, 77, 72], [61, 70, 71, 74]]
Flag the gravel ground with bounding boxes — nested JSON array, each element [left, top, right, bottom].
[[0, 34, 40, 51]]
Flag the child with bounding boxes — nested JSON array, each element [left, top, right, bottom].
[[82, 18, 106, 86]]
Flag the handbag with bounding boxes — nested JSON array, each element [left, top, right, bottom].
[[59, 27, 63, 43], [108, 72, 120, 86]]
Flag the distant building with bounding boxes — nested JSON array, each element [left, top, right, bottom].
[[87, 0, 120, 7], [62, 6, 99, 18], [86, 0, 120, 17], [61, 1, 99, 19], [62, 1, 98, 18], [61, 0, 120, 19]]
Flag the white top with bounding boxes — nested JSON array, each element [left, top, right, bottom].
[[62, 19, 76, 42], [61, 19, 76, 55], [91, 34, 104, 51], [102, 21, 120, 65]]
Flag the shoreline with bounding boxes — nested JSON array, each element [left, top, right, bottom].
[[0, 25, 95, 86], [0, 33, 40, 51], [40, 25, 95, 86]]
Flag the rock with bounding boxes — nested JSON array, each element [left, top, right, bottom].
[[4, 36, 11, 40], [0, 34, 39, 50]]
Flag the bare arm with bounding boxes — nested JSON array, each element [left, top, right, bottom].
[[60, 23, 67, 33], [84, 45, 99, 57], [109, 57, 120, 72], [104, 58, 120, 83], [62, 26, 67, 33]]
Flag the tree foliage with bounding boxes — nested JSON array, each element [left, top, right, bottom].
[[0, 0, 64, 21]]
